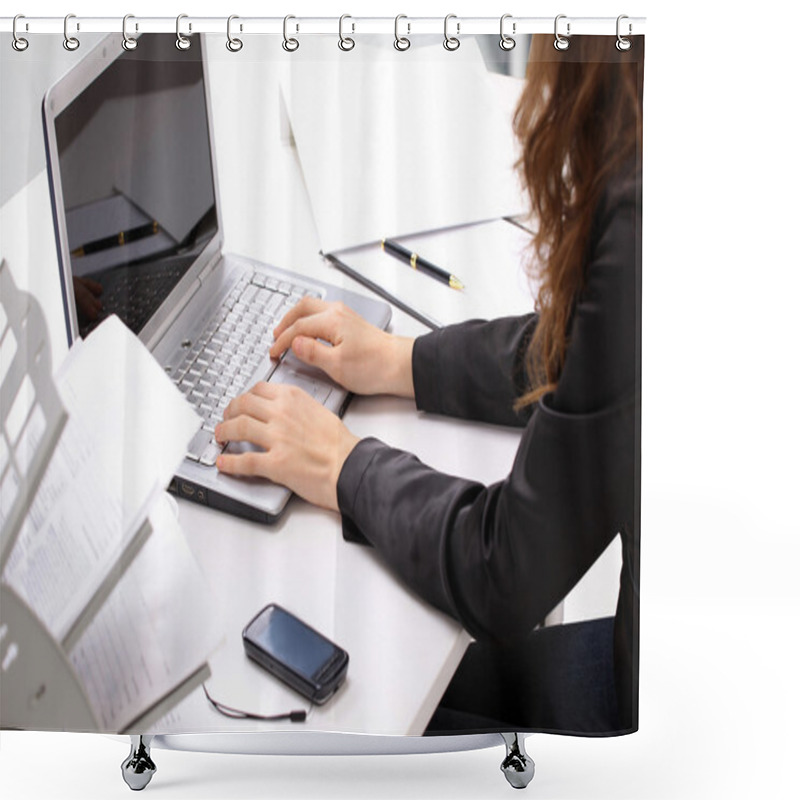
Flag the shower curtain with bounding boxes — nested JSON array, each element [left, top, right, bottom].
[[0, 17, 643, 743]]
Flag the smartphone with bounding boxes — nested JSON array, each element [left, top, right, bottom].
[[242, 603, 349, 705]]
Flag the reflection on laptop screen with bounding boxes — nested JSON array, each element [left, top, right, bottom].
[[54, 34, 218, 338]]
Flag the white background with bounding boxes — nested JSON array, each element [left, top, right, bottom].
[[2, 1, 799, 798]]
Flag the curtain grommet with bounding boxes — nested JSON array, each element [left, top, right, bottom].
[[443, 14, 460, 51], [499, 14, 516, 51], [226, 15, 243, 52], [12, 14, 29, 51], [394, 15, 411, 51], [338, 14, 355, 51], [176, 13, 191, 51], [63, 14, 80, 51], [554, 14, 570, 51], [122, 14, 138, 51]]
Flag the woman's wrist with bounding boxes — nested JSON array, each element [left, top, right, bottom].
[[381, 335, 415, 399], [331, 427, 360, 512]]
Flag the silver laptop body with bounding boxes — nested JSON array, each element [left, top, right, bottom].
[[42, 33, 391, 523]]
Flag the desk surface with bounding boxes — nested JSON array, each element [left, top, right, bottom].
[[166, 393, 522, 736]]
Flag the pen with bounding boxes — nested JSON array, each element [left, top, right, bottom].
[[70, 220, 160, 258], [381, 239, 465, 290]]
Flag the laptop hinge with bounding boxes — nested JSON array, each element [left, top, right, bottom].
[[199, 249, 222, 284], [143, 249, 223, 350]]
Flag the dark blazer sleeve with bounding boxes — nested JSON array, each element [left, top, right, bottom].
[[337, 173, 639, 647], [411, 314, 538, 428]]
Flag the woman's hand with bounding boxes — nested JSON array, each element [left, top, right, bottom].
[[214, 381, 358, 512], [270, 297, 415, 398], [73, 276, 103, 322]]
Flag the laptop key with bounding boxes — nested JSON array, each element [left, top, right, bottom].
[[241, 284, 259, 304], [199, 441, 224, 466], [186, 429, 212, 461]]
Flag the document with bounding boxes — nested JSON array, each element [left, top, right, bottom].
[[3, 315, 200, 643], [1, 270, 216, 733], [330, 218, 539, 328], [68, 494, 222, 732], [282, 37, 528, 253]]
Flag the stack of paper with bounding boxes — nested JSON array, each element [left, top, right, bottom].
[[1, 304, 222, 732]]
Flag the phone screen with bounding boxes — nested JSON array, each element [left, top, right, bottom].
[[251, 605, 335, 681]]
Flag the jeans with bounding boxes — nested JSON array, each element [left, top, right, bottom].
[[425, 617, 621, 736]]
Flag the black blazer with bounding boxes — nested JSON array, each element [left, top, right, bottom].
[[337, 170, 641, 731]]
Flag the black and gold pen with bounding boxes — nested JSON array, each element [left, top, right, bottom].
[[381, 238, 465, 290], [70, 220, 159, 258]]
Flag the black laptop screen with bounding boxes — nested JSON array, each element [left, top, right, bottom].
[[53, 33, 218, 338]]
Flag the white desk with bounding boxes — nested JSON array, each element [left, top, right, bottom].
[[165, 389, 522, 736]]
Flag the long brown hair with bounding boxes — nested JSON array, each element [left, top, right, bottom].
[[513, 35, 643, 407]]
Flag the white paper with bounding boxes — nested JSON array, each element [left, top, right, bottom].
[[68, 494, 222, 732], [2, 315, 200, 641], [282, 37, 527, 253], [55, 315, 200, 523]]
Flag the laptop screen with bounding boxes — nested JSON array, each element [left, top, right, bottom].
[[53, 34, 218, 339]]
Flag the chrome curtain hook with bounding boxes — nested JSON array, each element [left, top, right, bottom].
[[616, 14, 632, 51], [338, 14, 355, 51], [122, 14, 138, 51], [443, 13, 460, 51], [226, 15, 242, 52], [12, 14, 29, 52], [283, 15, 299, 52], [176, 13, 191, 50], [499, 14, 516, 51], [394, 14, 410, 51], [554, 14, 570, 51], [63, 13, 80, 51]]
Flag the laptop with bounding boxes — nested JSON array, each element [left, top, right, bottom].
[[42, 32, 391, 523]]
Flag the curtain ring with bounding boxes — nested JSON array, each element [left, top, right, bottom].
[[394, 14, 410, 51], [176, 13, 191, 50], [63, 14, 80, 51], [283, 15, 299, 52], [338, 14, 355, 51], [12, 14, 29, 52], [554, 14, 570, 51], [616, 15, 632, 51], [443, 14, 460, 51], [499, 14, 516, 51], [122, 14, 138, 51], [226, 15, 242, 52]]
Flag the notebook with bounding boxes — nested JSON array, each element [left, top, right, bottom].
[[41, 32, 391, 523]]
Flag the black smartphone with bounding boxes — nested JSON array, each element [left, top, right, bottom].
[[242, 603, 349, 705]]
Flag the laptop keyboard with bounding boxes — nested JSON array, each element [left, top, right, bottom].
[[101, 264, 185, 334], [168, 272, 320, 466]]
